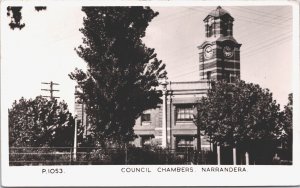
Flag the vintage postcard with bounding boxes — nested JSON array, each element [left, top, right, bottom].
[[1, 0, 299, 186]]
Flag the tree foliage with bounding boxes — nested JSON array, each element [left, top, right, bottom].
[[195, 80, 283, 151], [282, 93, 292, 151], [69, 7, 167, 146], [7, 6, 25, 30], [7, 6, 47, 30], [35, 6, 47, 12], [9, 96, 77, 147]]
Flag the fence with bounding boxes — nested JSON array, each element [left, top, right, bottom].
[[9, 147, 216, 166], [10, 146, 292, 166]]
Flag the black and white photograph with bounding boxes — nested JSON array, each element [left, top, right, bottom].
[[1, 0, 299, 186]]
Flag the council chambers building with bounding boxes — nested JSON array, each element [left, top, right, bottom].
[[75, 6, 241, 151]]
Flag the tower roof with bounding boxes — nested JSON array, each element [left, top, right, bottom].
[[204, 6, 233, 21]]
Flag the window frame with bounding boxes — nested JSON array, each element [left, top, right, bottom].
[[141, 113, 151, 122], [175, 104, 194, 121]]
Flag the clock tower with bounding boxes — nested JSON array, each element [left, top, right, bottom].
[[198, 6, 241, 82]]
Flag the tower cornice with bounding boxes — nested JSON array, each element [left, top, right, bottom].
[[203, 6, 234, 22], [198, 36, 241, 49]]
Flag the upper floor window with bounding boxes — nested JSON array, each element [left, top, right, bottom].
[[207, 17, 214, 37], [176, 105, 194, 121], [141, 113, 150, 122], [141, 110, 151, 122], [222, 22, 229, 36], [207, 71, 212, 80]]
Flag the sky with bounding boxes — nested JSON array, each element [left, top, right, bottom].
[[1, 4, 293, 114]]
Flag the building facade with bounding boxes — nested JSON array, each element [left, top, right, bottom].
[[131, 81, 211, 150], [132, 6, 241, 150], [75, 6, 241, 151]]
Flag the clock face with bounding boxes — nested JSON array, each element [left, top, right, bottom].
[[204, 45, 213, 59], [223, 46, 234, 58]]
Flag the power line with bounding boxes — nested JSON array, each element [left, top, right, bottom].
[[148, 6, 292, 80], [152, 8, 196, 25], [170, 35, 291, 80], [187, 7, 291, 29], [234, 6, 291, 20], [170, 33, 291, 80], [242, 33, 292, 57], [166, 32, 290, 78], [41, 81, 60, 99], [167, 32, 291, 76]]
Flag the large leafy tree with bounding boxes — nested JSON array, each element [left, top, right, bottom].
[[195, 80, 283, 163], [282, 93, 292, 158], [69, 7, 167, 146], [9, 96, 77, 147]]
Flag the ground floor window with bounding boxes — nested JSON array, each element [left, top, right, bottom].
[[176, 136, 195, 151], [140, 135, 154, 147]]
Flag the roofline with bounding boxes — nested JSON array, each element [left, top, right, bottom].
[[203, 14, 234, 22]]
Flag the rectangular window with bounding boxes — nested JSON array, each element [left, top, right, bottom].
[[176, 136, 195, 152], [141, 113, 151, 122], [207, 71, 212, 80], [176, 105, 194, 121], [230, 74, 236, 83]]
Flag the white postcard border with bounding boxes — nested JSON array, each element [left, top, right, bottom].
[[1, 0, 300, 186]]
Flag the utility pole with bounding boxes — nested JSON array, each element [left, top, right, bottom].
[[161, 78, 168, 148], [41, 81, 60, 99], [75, 85, 87, 137], [73, 115, 78, 162]]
